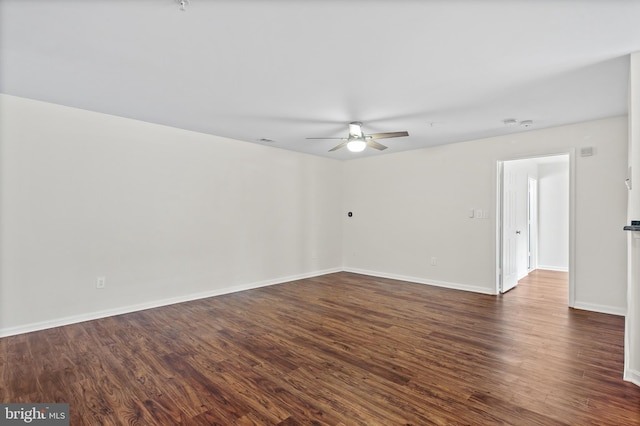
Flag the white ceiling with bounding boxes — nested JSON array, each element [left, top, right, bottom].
[[1, 0, 639, 160]]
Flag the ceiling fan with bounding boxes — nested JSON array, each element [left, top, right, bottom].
[[307, 122, 409, 152]]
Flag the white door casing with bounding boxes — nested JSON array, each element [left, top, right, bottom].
[[528, 177, 538, 272]]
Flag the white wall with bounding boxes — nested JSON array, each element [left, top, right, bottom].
[[342, 142, 497, 294], [0, 94, 630, 338], [343, 117, 628, 314], [0, 95, 343, 336], [538, 161, 570, 271], [625, 52, 640, 386]]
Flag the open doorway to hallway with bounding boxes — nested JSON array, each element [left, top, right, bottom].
[[497, 154, 571, 302]]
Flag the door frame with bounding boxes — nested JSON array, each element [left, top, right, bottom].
[[528, 176, 538, 272], [494, 150, 576, 307]]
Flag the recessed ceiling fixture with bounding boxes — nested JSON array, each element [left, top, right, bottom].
[[177, 0, 189, 12], [503, 118, 533, 128], [257, 138, 275, 143]]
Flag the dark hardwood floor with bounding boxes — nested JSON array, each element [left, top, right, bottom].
[[1, 270, 639, 425]]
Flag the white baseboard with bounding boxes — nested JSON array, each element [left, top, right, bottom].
[[572, 301, 627, 317], [0, 267, 342, 338], [537, 265, 569, 272], [1, 266, 626, 337], [343, 267, 496, 295], [624, 368, 640, 387]]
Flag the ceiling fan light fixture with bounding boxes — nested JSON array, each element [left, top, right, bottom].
[[347, 139, 367, 152], [307, 122, 407, 153]]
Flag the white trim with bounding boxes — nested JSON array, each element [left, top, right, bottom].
[[568, 149, 577, 308], [572, 302, 627, 317], [527, 176, 539, 272], [624, 368, 640, 387], [537, 265, 569, 272], [343, 267, 496, 295], [2, 266, 627, 337], [494, 161, 503, 293], [625, 300, 632, 386], [0, 268, 341, 338]]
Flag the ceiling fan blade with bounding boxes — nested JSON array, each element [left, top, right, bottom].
[[367, 139, 388, 151], [367, 131, 409, 139], [328, 141, 348, 152]]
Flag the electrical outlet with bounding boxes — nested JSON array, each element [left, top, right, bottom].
[[96, 276, 106, 289], [431, 257, 437, 266]]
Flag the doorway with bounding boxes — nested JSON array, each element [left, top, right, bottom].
[[496, 153, 574, 305]]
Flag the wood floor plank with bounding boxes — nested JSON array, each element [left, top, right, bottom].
[[2, 270, 639, 424]]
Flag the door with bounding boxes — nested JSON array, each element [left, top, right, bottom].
[[501, 162, 519, 292]]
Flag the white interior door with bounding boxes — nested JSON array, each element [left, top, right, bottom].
[[501, 163, 518, 292]]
